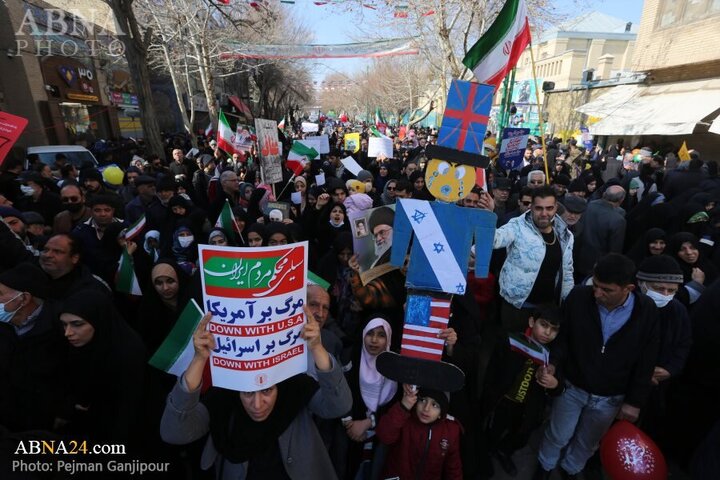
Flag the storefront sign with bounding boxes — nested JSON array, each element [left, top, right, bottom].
[[41, 57, 102, 105]]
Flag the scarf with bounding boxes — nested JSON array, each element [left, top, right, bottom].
[[203, 374, 319, 463], [359, 318, 397, 414]]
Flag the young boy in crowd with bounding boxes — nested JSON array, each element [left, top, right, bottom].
[[480, 305, 562, 476]]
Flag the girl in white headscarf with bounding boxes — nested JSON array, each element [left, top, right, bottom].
[[343, 317, 398, 478]]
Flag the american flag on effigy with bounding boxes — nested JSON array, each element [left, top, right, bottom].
[[401, 295, 452, 361]]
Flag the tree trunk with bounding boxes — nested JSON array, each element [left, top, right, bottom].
[[110, 0, 166, 159], [161, 44, 196, 146]]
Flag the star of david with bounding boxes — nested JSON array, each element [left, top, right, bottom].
[[456, 283, 466, 294], [411, 209, 427, 224], [433, 242, 444, 254]]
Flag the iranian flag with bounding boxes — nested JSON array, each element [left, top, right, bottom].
[[215, 199, 243, 244], [287, 141, 319, 175], [508, 332, 548, 365], [116, 249, 142, 296], [462, 0, 530, 90], [125, 214, 146, 241], [205, 122, 213, 138], [375, 108, 388, 133], [149, 300, 204, 376], [217, 111, 239, 156], [278, 117, 286, 130], [369, 125, 389, 138]]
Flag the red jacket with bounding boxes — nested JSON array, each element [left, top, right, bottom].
[[376, 401, 463, 480]]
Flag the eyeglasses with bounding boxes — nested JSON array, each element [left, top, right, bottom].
[[521, 201, 532, 206], [386, 186, 396, 191], [62, 197, 82, 203], [373, 228, 392, 239]]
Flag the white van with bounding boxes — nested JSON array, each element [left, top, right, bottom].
[[26, 145, 99, 170]]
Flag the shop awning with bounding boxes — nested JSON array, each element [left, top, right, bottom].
[[575, 79, 720, 136]]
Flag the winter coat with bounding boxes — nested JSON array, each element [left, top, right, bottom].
[[376, 401, 463, 480], [160, 359, 352, 480], [552, 287, 659, 407], [493, 211, 574, 308]]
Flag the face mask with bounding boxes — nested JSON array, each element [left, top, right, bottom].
[[0, 292, 23, 324], [20, 185, 35, 197], [65, 203, 84, 213], [178, 236, 194, 248], [329, 219, 344, 228], [365, 182, 373, 192], [645, 289, 674, 308]]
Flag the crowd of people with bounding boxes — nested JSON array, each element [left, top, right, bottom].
[[0, 123, 719, 480]]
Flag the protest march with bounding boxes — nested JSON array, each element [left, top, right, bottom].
[[1, 0, 720, 478]]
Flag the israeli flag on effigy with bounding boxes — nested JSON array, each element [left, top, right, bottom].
[[391, 199, 496, 295]]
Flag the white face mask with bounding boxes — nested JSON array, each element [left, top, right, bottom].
[[20, 185, 35, 197], [640, 282, 674, 308], [178, 236, 194, 248], [645, 289, 674, 308]]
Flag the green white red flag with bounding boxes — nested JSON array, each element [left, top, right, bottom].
[[125, 214, 146, 241], [116, 249, 142, 296], [149, 300, 204, 376], [375, 108, 388, 133], [462, 0, 530, 90], [215, 199, 242, 244], [287, 141, 319, 175], [508, 332, 548, 365], [217, 111, 239, 156]]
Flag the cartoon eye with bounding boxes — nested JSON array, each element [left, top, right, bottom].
[[440, 184, 452, 196], [437, 162, 450, 175], [454, 166, 466, 179]]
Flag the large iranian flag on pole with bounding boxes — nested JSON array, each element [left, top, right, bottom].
[[462, 0, 530, 90], [217, 111, 239, 156]]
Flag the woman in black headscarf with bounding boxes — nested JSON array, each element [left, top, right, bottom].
[[58, 290, 146, 444], [409, 170, 433, 200], [160, 310, 352, 479], [627, 228, 667, 267], [316, 232, 355, 332], [668, 232, 719, 306]]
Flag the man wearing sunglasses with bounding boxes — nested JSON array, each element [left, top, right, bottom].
[[52, 183, 91, 234]]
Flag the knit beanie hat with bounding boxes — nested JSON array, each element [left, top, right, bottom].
[[417, 388, 450, 418], [636, 255, 684, 284], [357, 170, 373, 183], [630, 177, 643, 190]]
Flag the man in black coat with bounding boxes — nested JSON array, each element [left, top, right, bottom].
[[534, 254, 659, 479], [573, 185, 626, 281], [0, 263, 65, 432]]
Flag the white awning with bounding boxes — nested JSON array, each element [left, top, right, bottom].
[[575, 79, 720, 136]]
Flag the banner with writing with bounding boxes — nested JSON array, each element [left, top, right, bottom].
[[255, 118, 283, 184], [498, 127, 530, 171], [0, 112, 29, 167], [199, 243, 309, 392]]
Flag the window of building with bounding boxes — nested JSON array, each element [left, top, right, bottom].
[[656, 0, 720, 29]]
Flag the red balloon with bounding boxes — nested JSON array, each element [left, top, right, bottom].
[[600, 420, 667, 480]]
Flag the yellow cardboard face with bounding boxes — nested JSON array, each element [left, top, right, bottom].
[[425, 158, 476, 202]]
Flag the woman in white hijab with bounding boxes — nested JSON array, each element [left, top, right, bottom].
[[343, 317, 398, 479]]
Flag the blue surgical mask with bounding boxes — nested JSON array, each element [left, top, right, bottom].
[[644, 289, 674, 308], [0, 292, 23, 323]]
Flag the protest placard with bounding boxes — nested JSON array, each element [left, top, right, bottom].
[[498, 128, 530, 171], [0, 112, 29, 166], [349, 205, 397, 285], [344, 133, 360, 153], [341, 156, 364, 176], [297, 134, 330, 154], [199, 243, 309, 392], [301, 122, 319, 133], [368, 137, 393, 158], [255, 119, 283, 184]]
